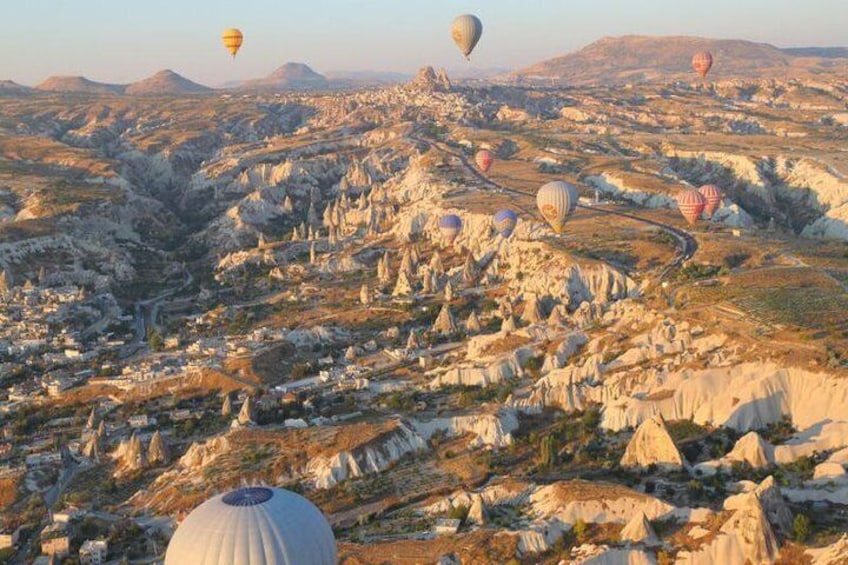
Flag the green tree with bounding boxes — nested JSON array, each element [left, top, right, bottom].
[[572, 518, 588, 543], [147, 328, 164, 351], [793, 514, 811, 543]]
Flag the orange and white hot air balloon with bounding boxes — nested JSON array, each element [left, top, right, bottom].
[[676, 189, 707, 225], [475, 149, 494, 173], [537, 181, 578, 234], [692, 51, 713, 78], [698, 184, 722, 219], [222, 28, 244, 58]]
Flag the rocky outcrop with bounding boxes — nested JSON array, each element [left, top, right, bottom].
[[432, 304, 457, 335], [113, 433, 147, 473], [179, 436, 231, 470], [306, 420, 427, 489], [601, 363, 848, 441], [414, 410, 518, 449], [428, 348, 532, 389], [620, 511, 660, 546], [726, 432, 774, 468], [620, 416, 685, 470], [237, 396, 256, 426], [806, 535, 848, 565], [678, 492, 779, 565], [148, 430, 170, 466], [409, 66, 452, 93]]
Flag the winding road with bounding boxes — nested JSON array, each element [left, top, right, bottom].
[[410, 134, 698, 279]]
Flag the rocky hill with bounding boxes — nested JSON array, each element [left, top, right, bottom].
[[125, 69, 211, 95], [237, 62, 330, 91], [35, 75, 125, 94], [513, 35, 848, 85], [0, 80, 32, 95]]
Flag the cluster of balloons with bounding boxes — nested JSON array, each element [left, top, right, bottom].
[[675, 185, 723, 225], [437, 181, 580, 244], [222, 15, 720, 238], [438, 208, 518, 245]]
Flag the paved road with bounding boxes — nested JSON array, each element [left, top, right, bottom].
[[410, 134, 698, 279]]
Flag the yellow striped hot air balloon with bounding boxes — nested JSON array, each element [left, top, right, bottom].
[[222, 28, 244, 58], [536, 181, 578, 234]]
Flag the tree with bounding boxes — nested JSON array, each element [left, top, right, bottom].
[[572, 518, 588, 543], [538, 434, 559, 470], [793, 513, 811, 543], [147, 328, 164, 351]]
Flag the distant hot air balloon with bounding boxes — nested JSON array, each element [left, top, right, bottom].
[[692, 51, 713, 78], [536, 181, 578, 234], [475, 149, 494, 173], [451, 15, 483, 60], [677, 189, 707, 225], [494, 210, 518, 238], [222, 28, 244, 58], [698, 184, 723, 219], [439, 214, 463, 244]]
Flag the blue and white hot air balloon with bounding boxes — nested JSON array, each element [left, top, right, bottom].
[[439, 214, 463, 244], [494, 209, 518, 238]]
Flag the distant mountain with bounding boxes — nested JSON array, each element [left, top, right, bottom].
[[324, 70, 411, 86], [237, 63, 329, 91], [125, 70, 211, 95], [781, 47, 848, 59], [35, 75, 125, 94], [0, 80, 32, 95], [513, 36, 848, 86]]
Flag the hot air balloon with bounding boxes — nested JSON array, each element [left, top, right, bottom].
[[451, 15, 483, 60], [494, 210, 518, 238], [676, 189, 707, 225], [439, 214, 463, 244], [222, 28, 244, 58], [475, 149, 494, 173], [536, 181, 578, 234], [698, 184, 723, 219], [692, 51, 713, 78]]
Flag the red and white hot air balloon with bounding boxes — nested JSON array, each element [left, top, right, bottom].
[[698, 184, 722, 219], [475, 149, 494, 173], [692, 51, 713, 78], [676, 189, 707, 226]]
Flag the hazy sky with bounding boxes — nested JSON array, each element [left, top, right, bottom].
[[1, 0, 845, 86]]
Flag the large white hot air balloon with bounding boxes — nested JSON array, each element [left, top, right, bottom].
[[451, 14, 483, 60], [536, 181, 578, 234]]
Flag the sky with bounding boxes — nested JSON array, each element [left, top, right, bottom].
[[0, 0, 845, 86]]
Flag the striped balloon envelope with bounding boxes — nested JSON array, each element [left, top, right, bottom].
[[439, 214, 463, 244], [676, 189, 707, 225], [698, 184, 723, 219], [494, 209, 518, 238], [451, 14, 483, 60], [222, 28, 244, 58], [692, 51, 713, 78], [536, 181, 578, 234], [475, 150, 494, 173]]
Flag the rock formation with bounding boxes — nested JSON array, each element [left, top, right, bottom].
[[221, 394, 232, 417], [432, 304, 457, 336], [620, 415, 684, 469], [620, 511, 660, 546], [392, 270, 414, 297], [466, 311, 482, 334], [148, 430, 170, 466], [406, 330, 421, 351], [360, 283, 372, 306], [501, 314, 517, 334], [521, 294, 545, 325], [238, 396, 256, 426]]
